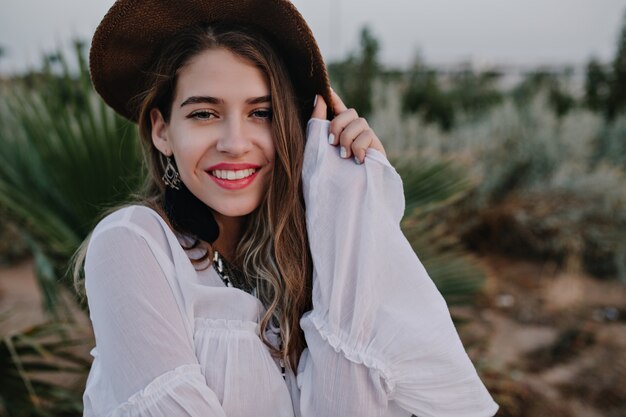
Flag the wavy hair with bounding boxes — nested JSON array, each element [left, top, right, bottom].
[[73, 24, 312, 372]]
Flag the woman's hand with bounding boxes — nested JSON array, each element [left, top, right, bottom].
[[311, 89, 386, 165]]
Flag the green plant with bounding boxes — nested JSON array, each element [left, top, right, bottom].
[[0, 41, 142, 417], [371, 71, 626, 281], [0, 41, 143, 315], [328, 26, 381, 118], [398, 159, 486, 303], [0, 211, 28, 265], [401, 64, 455, 131], [401, 59, 503, 131], [594, 113, 626, 169], [607, 11, 626, 119], [512, 70, 577, 118], [447, 69, 503, 117], [0, 319, 91, 417], [585, 58, 610, 112]]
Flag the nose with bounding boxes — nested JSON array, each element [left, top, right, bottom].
[[216, 117, 253, 156]]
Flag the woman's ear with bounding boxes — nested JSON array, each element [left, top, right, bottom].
[[150, 108, 172, 155]]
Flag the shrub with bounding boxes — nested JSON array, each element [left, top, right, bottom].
[[371, 79, 626, 281], [594, 114, 626, 168], [0, 42, 142, 314]]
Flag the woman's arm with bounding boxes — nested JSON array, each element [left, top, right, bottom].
[[297, 108, 498, 416], [84, 212, 227, 416]]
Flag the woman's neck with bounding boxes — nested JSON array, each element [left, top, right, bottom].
[[211, 212, 245, 261]]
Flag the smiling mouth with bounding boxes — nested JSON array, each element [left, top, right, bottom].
[[206, 167, 261, 190], [209, 168, 258, 180]]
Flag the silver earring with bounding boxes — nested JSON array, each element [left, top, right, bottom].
[[161, 155, 181, 190]]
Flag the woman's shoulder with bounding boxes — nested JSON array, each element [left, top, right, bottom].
[[89, 204, 178, 256], [92, 204, 165, 235]]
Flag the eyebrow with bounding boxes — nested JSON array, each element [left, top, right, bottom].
[[180, 95, 271, 107]]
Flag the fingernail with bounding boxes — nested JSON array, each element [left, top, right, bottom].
[[354, 156, 361, 165], [340, 147, 347, 158], [328, 133, 335, 145], [313, 95, 318, 108]]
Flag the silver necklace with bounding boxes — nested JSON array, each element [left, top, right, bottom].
[[212, 250, 255, 295], [213, 250, 285, 377]]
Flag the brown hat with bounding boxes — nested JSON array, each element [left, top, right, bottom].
[[90, 0, 331, 122]]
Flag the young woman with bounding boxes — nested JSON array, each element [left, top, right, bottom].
[[77, 1, 498, 416]]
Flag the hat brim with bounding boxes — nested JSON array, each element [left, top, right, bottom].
[[90, 0, 331, 122]]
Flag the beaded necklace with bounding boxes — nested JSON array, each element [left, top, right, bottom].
[[212, 250, 254, 295], [212, 250, 286, 378]]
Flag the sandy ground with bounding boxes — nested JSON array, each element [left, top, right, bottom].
[[0, 260, 47, 334], [1, 256, 625, 416], [0, 259, 93, 401], [456, 256, 626, 417]]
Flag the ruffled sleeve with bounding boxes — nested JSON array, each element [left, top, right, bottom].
[[108, 364, 224, 417], [297, 119, 498, 417], [83, 208, 227, 416]]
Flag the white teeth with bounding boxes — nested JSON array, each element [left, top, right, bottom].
[[211, 168, 257, 180]]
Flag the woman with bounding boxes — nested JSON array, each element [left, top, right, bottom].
[[76, 1, 499, 416]]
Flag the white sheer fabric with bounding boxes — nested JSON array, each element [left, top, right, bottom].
[[82, 118, 498, 416]]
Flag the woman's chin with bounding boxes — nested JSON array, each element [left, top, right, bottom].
[[211, 203, 260, 219], [190, 186, 264, 219]]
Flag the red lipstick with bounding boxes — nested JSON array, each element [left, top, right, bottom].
[[207, 163, 261, 171]]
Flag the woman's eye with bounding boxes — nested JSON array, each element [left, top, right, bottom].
[[188, 110, 216, 120], [251, 109, 272, 120]]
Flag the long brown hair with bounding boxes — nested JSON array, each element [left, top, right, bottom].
[[74, 24, 312, 372]]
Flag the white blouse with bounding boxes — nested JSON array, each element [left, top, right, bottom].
[[82, 118, 498, 417]]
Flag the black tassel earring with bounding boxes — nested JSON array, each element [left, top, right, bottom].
[[161, 155, 219, 243]]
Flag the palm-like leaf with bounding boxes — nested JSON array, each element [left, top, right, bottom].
[[0, 45, 141, 416], [0, 43, 143, 314], [399, 159, 473, 215], [0, 320, 91, 417], [397, 160, 485, 303]]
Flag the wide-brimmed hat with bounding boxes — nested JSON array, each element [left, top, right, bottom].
[[90, 0, 331, 122]]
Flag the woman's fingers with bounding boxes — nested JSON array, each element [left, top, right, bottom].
[[330, 88, 348, 114], [328, 108, 358, 145], [337, 117, 369, 159], [310, 94, 328, 120], [351, 131, 386, 164], [325, 87, 387, 164], [351, 131, 375, 164]]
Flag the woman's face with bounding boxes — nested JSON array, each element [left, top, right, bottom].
[[151, 48, 275, 220]]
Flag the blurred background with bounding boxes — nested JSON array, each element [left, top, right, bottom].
[[1, 1, 625, 416]]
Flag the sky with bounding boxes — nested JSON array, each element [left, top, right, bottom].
[[0, 0, 625, 74]]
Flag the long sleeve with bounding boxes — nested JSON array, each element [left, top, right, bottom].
[[297, 118, 498, 417], [83, 211, 227, 417]]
